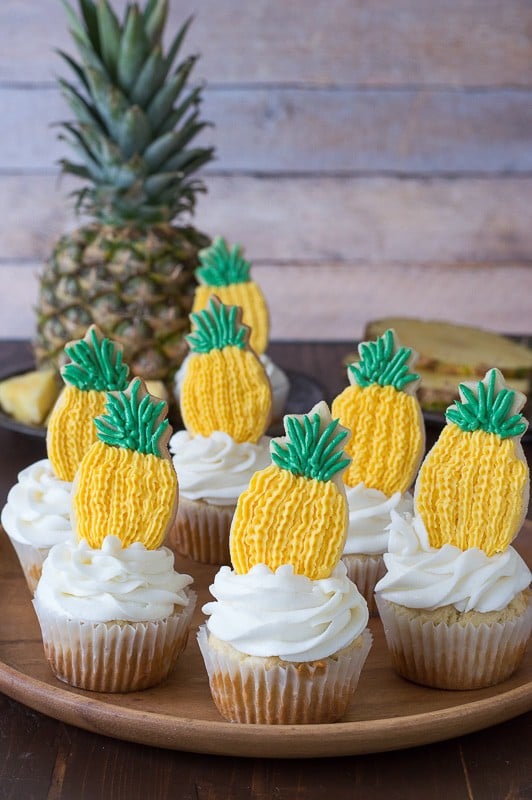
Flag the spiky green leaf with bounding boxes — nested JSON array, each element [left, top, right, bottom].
[[445, 369, 528, 438], [349, 329, 419, 391], [95, 377, 169, 456], [272, 412, 350, 482], [186, 297, 248, 353]]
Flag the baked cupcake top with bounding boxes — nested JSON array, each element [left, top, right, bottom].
[[47, 325, 129, 481], [332, 328, 425, 496], [192, 237, 269, 355]]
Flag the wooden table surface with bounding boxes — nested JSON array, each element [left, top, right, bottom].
[[0, 340, 530, 800]]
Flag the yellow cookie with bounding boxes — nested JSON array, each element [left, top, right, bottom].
[[230, 401, 351, 580]]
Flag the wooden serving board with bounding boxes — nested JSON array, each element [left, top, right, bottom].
[[0, 524, 530, 759]]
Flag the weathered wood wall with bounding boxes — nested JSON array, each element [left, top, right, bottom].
[[1, 0, 531, 341]]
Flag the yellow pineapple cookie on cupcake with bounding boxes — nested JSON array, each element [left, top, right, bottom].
[[376, 369, 531, 689], [33, 378, 195, 693], [1, 325, 129, 593], [174, 237, 289, 420], [199, 401, 372, 724], [331, 329, 425, 614], [168, 297, 273, 565]]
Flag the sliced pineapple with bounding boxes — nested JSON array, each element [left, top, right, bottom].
[[0, 369, 60, 426]]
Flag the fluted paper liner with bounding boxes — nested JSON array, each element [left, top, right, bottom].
[[33, 592, 196, 693], [341, 554, 386, 617], [197, 625, 372, 724], [376, 594, 532, 690], [166, 497, 234, 564], [9, 538, 51, 595]]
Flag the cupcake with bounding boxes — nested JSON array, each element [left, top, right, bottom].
[[173, 236, 289, 421], [33, 378, 195, 692], [199, 401, 372, 724], [331, 329, 425, 614], [376, 368, 531, 690], [168, 297, 272, 564], [1, 325, 129, 591]]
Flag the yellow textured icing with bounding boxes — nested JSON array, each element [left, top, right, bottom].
[[73, 441, 177, 549], [415, 424, 528, 555], [193, 282, 269, 355], [331, 383, 424, 495], [180, 347, 271, 443], [230, 464, 348, 579], [47, 386, 107, 481]]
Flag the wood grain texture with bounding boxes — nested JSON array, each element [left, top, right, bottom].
[[1, 0, 531, 87], [3, 86, 532, 174]]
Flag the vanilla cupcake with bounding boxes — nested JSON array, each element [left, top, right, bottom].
[[376, 369, 531, 689], [33, 378, 195, 692], [173, 236, 289, 421], [168, 297, 272, 564], [199, 402, 372, 724], [332, 329, 425, 614]]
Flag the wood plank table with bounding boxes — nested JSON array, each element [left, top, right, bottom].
[[0, 340, 530, 800]]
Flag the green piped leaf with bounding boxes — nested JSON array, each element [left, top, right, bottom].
[[186, 297, 249, 353], [61, 325, 129, 391], [445, 368, 528, 439], [349, 329, 419, 391], [271, 403, 351, 482], [95, 378, 170, 457], [196, 236, 251, 286]]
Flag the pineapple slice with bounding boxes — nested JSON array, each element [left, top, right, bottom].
[[415, 369, 529, 555], [74, 378, 177, 550], [0, 369, 60, 425], [230, 402, 351, 580]]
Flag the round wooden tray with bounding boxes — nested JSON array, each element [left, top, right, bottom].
[[0, 524, 530, 759]]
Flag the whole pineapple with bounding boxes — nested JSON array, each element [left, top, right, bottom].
[[35, 0, 214, 383]]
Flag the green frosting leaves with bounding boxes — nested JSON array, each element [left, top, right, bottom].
[[95, 378, 170, 457], [187, 297, 248, 353], [446, 369, 528, 438], [62, 326, 129, 392], [196, 236, 251, 286], [349, 329, 419, 391], [271, 411, 350, 482]]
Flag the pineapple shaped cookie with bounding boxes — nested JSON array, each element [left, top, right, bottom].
[[33, 377, 195, 693], [199, 402, 372, 725], [331, 329, 425, 613], [168, 297, 273, 564], [375, 369, 531, 690], [47, 325, 129, 481]]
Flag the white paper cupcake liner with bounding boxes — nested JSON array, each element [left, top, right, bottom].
[[33, 591, 196, 693], [376, 594, 532, 690], [197, 625, 372, 724], [165, 497, 234, 564], [9, 538, 50, 594], [341, 553, 385, 617]]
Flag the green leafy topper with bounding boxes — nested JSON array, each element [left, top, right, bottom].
[[349, 329, 419, 391], [446, 369, 528, 439], [62, 325, 129, 391], [271, 409, 351, 482], [186, 297, 248, 353], [196, 236, 251, 286]]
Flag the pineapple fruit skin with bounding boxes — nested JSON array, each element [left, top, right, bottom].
[[35, 223, 209, 383], [0, 369, 60, 426]]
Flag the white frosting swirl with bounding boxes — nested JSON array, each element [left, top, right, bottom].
[[34, 535, 193, 622], [169, 430, 271, 506], [375, 510, 531, 613], [1, 459, 73, 548], [203, 561, 369, 661], [344, 483, 413, 555]]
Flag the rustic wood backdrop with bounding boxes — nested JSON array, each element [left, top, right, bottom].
[[1, 0, 531, 342]]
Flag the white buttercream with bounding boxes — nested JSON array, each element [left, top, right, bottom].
[[343, 483, 413, 555], [203, 561, 369, 662], [375, 510, 531, 613], [169, 429, 271, 506], [34, 535, 193, 622], [1, 459, 73, 547]]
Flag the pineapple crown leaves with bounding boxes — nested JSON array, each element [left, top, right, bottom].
[[57, 0, 215, 224], [61, 324, 129, 391], [196, 236, 251, 287], [446, 368, 529, 439], [271, 401, 351, 483], [95, 377, 172, 457], [348, 329, 420, 392], [186, 297, 249, 354]]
